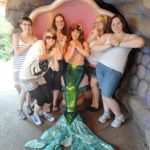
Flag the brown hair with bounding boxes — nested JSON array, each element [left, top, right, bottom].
[[67, 23, 84, 44], [108, 14, 129, 33], [52, 13, 67, 35], [20, 16, 32, 25]]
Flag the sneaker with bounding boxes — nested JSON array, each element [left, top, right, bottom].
[[31, 114, 42, 125], [111, 115, 125, 128], [42, 112, 55, 122], [26, 105, 33, 115], [98, 112, 111, 123], [17, 109, 26, 120]]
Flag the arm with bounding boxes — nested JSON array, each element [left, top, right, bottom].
[[64, 45, 75, 62], [76, 41, 90, 57], [92, 34, 112, 52], [12, 34, 32, 55], [82, 0, 114, 17], [119, 34, 145, 48], [87, 29, 98, 44]]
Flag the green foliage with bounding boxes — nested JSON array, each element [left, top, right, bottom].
[[0, 15, 12, 61]]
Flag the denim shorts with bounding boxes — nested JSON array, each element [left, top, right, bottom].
[[96, 63, 122, 98]]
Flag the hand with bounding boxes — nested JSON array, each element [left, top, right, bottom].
[[92, 28, 99, 36], [110, 37, 120, 47], [70, 41, 76, 48], [27, 39, 35, 47], [60, 35, 67, 47]]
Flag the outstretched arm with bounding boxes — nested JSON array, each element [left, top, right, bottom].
[[119, 34, 145, 48], [91, 34, 112, 52], [82, 0, 114, 17]]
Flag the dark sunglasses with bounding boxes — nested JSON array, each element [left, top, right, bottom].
[[46, 35, 56, 40]]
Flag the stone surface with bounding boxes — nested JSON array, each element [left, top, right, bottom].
[[134, 51, 143, 65], [141, 54, 150, 66], [136, 65, 146, 80], [143, 46, 150, 55], [129, 75, 138, 90], [137, 80, 149, 99], [147, 62, 150, 69], [145, 87, 150, 108], [128, 96, 150, 149], [145, 69, 150, 82], [5, 0, 54, 27]]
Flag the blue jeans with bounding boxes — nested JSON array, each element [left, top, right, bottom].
[[96, 63, 122, 98]]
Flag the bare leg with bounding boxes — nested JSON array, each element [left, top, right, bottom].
[[14, 83, 21, 94], [18, 90, 26, 110], [102, 96, 110, 113], [25, 92, 32, 106], [42, 103, 51, 113], [34, 102, 42, 115], [53, 90, 59, 112], [105, 97, 122, 116], [90, 77, 100, 108]]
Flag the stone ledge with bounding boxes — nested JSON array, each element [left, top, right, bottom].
[[128, 95, 150, 149]]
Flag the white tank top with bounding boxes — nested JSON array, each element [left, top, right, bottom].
[[13, 34, 30, 71], [97, 34, 132, 73]]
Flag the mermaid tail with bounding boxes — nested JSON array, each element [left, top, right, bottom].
[[25, 64, 115, 149], [25, 115, 115, 150], [64, 64, 83, 124]]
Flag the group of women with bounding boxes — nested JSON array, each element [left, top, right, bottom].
[[12, 11, 144, 150]]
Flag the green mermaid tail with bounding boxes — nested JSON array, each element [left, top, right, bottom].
[[25, 115, 115, 150], [25, 64, 115, 149], [64, 64, 83, 124]]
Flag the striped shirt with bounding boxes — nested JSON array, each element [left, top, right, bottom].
[[13, 35, 30, 71]]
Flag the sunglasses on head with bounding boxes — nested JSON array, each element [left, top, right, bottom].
[[46, 35, 56, 40]]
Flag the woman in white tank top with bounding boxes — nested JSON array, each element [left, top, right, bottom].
[[12, 16, 37, 120], [92, 14, 145, 128]]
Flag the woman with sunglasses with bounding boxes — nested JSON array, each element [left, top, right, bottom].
[[19, 28, 59, 125]]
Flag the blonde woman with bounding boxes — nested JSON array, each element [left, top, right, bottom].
[[87, 15, 108, 111], [19, 29, 59, 125]]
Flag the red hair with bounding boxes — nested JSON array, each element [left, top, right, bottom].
[[67, 23, 85, 44]]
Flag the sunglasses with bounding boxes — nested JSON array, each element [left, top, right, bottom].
[[46, 35, 56, 40]]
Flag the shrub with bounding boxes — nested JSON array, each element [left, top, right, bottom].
[[0, 15, 12, 61]]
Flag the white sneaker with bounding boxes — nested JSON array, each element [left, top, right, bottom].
[[98, 112, 111, 123], [42, 112, 55, 122], [31, 114, 42, 125], [111, 114, 125, 128]]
